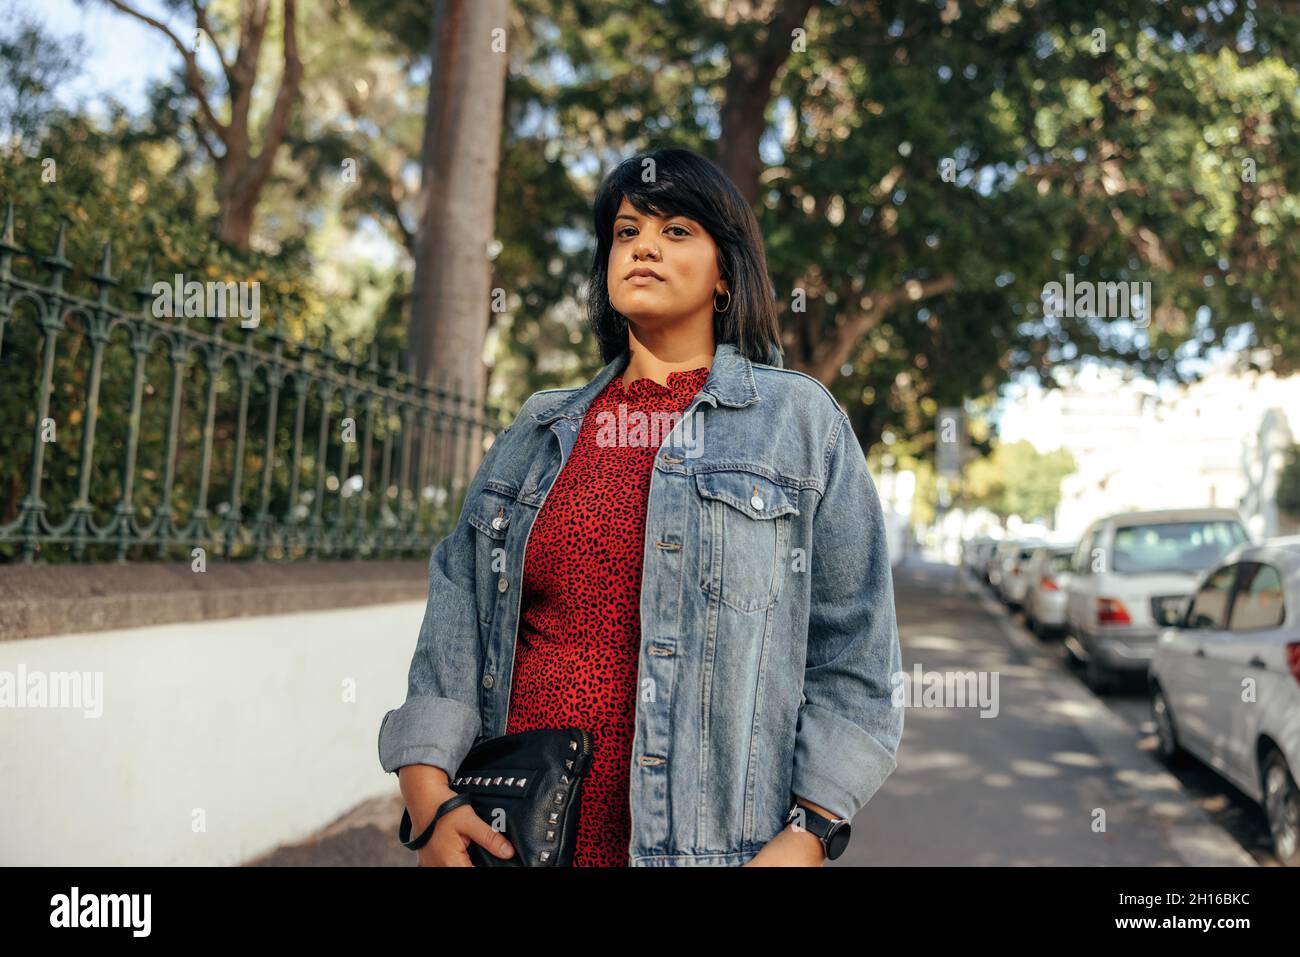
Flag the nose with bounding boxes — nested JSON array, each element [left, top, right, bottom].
[[633, 242, 659, 261]]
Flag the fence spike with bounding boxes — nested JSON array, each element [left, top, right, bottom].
[[43, 220, 71, 269], [92, 240, 117, 286]]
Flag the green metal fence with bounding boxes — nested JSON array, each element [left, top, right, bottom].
[[0, 201, 504, 564]]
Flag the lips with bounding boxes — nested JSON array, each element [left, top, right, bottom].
[[625, 267, 664, 280]]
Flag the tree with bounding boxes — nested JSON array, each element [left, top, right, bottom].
[[95, 0, 303, 249], [0, 1, 85, 149], [405, 0, 511, 428], [501, 0, 1300, 457], [964, 440, 1077, 524]]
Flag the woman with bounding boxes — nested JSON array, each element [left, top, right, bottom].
[[378, 146, 904, 867]]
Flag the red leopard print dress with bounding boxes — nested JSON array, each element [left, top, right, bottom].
[[503, 364, 711, 867]]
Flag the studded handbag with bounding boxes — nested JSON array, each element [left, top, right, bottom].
[[440, 726, 594, 866]]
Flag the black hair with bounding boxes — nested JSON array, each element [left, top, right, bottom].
[[586, 146, 782, 366]]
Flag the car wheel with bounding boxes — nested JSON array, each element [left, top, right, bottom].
[[1085, 653, 1113, 694], [1263, 750, 1300, 867], [1149, 685, 1188, 767]]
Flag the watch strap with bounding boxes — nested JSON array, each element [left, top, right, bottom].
[[788, 802, 849, 859]]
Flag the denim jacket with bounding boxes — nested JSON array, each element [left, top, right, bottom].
[[377, 340, 904, 866]]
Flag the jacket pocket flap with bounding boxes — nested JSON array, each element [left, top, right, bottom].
[[468, 491, 515, 539], [694, 470, 800, 519]]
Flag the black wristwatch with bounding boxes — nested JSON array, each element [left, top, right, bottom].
[[786, 802, 852, 860]]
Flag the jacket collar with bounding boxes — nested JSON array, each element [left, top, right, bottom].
[[530, 340, 774, 425]]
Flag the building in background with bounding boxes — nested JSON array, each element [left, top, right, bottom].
[[997, 355, 1300, 541]]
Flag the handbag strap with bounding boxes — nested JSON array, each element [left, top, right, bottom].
[[398, 793, 475, 851]]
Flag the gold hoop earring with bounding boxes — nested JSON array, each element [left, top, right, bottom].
[[714, 289, 732, 314]]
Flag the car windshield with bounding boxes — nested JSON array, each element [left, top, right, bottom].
[[1048, 551, 1073, 573], [1110, 520, 1248, 574]]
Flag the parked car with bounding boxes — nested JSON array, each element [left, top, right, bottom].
[[1148, 538, 1300, 866], [962, 537, 995, 578], [997, 541, 1047, 609], [1064, 508, 1250, 692], [1023, 544, 1077, 638], [988, 540, 1022, 593], [973, 540, 1000, 583]]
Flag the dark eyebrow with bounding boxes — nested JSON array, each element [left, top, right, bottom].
[[614, 212, 689, 225]]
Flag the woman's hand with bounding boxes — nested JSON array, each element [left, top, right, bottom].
[[742, 824, 825, 866], [399, 763, 515, 867], [414, 803, 516, 867]]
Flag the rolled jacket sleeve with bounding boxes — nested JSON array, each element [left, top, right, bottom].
[[792, 412, 904, 823], [376, 424, 512, 779]]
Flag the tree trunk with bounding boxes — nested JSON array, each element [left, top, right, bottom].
[[408, 0, 510, 480]]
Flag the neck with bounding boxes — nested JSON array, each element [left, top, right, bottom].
[[621, 324, 714, 388]]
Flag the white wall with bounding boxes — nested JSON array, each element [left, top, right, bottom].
[[0, 601, 422, 865]]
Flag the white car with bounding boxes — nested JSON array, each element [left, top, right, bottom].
[[962, 537, 994, 576], [973, 540, 1000, 583], [1064, 508, 1250, 692], [1148, 539, 1300, 866], [997, 541, 1046, 608], [1023, 544, 1077, 638], [987, 540, 1016, 592]]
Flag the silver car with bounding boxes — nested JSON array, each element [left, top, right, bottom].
[[997, 541, 1046, 608], [1064, 508, 1250, 692], [1148, 539, 1300, 866], [1023, 544, 1077, 638]]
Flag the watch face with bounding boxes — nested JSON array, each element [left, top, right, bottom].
[[826, 821, 851, 860]]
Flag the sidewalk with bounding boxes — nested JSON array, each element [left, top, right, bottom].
[[841, 559, 1254, 866]]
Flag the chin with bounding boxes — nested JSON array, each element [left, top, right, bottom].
[[613, 301, 674, 322]]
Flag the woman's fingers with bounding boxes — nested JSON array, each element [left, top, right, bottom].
[[460, 810, 516, 860]]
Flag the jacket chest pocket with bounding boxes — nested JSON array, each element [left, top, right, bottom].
[[694, 469, 800, 614], [467, 488, 517, 626]]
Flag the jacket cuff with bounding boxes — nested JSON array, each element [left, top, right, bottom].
[[791, 700, 899, 822], [377, 694, 481, 779]]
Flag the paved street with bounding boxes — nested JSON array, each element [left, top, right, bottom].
[[842, 558, 1264, 867], [253, 559, 1270, 867]]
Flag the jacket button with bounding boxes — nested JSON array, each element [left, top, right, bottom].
[[497, 577, 509, 592], [482, 674, 494, 689], [750, 494, 765, 510]]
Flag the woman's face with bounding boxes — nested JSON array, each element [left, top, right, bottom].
[[606, 195, 727, 333]]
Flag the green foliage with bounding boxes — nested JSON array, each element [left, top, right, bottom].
[[964, 440, 1077, 523], [0, 113, 346, 563]]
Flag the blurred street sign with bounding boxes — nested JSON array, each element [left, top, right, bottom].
[[936, 407, 966, 479]]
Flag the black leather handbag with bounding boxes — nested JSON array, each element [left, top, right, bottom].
[[438, 727, 594, 866]]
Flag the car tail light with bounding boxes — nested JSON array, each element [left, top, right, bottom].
[[1097, 597, 1131, 625], [1039, 576, 1058, 591], [1286, 643, 1300, 687]]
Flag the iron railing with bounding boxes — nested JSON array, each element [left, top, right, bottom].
[[0, 201, 505, 563]]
